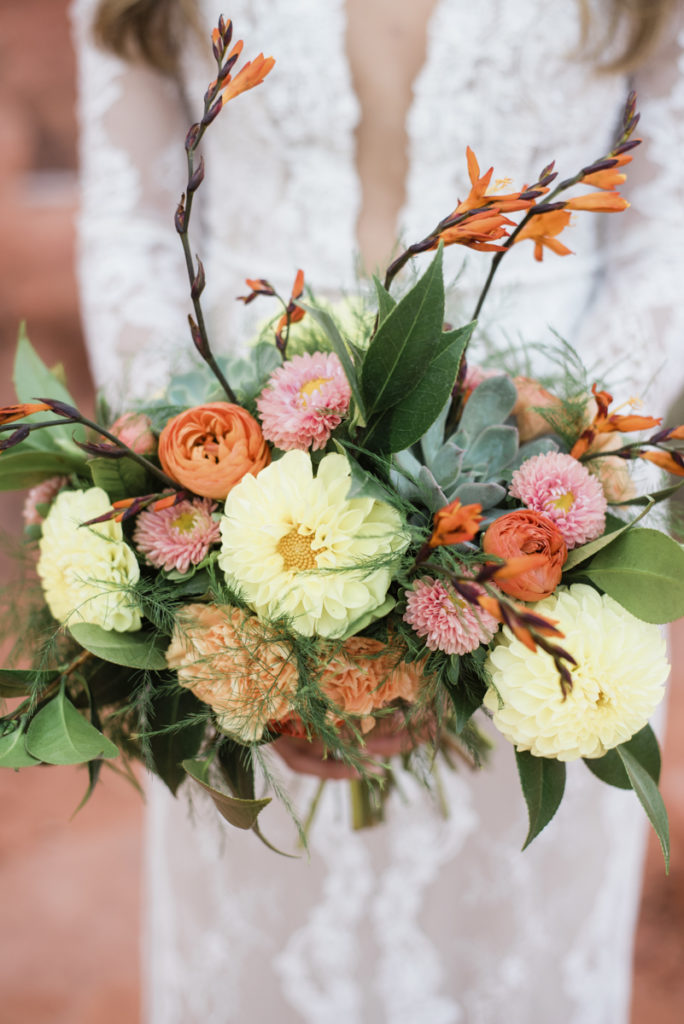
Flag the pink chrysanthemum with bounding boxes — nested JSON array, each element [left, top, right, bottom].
[[133, 497, 221, 573], [256, 351, 351, 451], [23, 475, 69, 526], [404, 576, 498, 656], [509, 451, 607, 548]]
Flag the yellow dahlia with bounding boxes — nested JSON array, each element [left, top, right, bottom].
[[484, 584, 668, 761], [37, 487, 141, 632], [218, 450, 407, 637], [166, 603, 298, 743]]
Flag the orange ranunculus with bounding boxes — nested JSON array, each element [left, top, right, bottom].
[[512, 376, 564, 442], [482, 510, 567, 602], [513, 210, 573, 262], [429, 500, 483, 548], [0, 402, 51, 426], [158, 402, 270, 499]]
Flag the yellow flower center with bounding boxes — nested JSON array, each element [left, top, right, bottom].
[[172, 511, 198, 534], [299, 376, 332, 403], [277, 527, 318, 571], [547, 491, 575, 513]]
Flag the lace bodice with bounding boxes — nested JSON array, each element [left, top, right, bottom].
[[70, 1, 684, 1021]]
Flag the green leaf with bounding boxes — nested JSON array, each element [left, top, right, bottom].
[[361, 246, 445, 417], [299, 303, 367, 425], [88, 455, 148, 503], [225, 342, 283, 403], [563, 502, 653, 572], [372, 275, 397, 326], [515, 749, 566, 849], [0, 722, 41, 767], [446, 673, 486, 733], [0, 449, 85, 491], [25, 688, 119, 764], [363, 323, 473, 454], [0, 669, 59, 697], [461, 424, 518, 476], [148, 689, 206, 795], [336, 446, 393, 504], [182, 757, 271, 830], [617, 744, 670, 872], [579, 528, 684, 622], [339, 595, 396, 640], [69, 623, 168, 670], [13, 325, 86, 447], [584, 724, 661, 790], [610, 480, 684, 506]]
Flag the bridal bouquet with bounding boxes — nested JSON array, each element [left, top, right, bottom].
[[2, 17, 683, 862]]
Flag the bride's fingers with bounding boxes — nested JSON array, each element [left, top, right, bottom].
[[272, 735, 362, 780]]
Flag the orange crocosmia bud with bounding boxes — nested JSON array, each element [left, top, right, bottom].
[[490, 554, 549, 581], [640, 451, 684, 477], [153, 494, 178, 511], [291, 268, 305, 300], [477, 594, 504, 621], [601, 413, 662, 434], [664, 425, 684, 441], [514, 210, 573, 262], [509, 620, 537, 653], [0, 402, 51, 426], [221, 53, 275, 105], [565, 192, 630, 213], [429, 500, 483, 548], [581, 153, 632, 191]]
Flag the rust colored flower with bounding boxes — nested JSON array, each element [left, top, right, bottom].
[[0, 402, 51, 426], [429, 500, 483, 548], [159, 402, 270, 500], [514, 210, 573, 262], [512, 376, 564, 442], [640, 450, 684, 477], [482, 510, 567, 602], [565, 192, 629, 213], [221, 51, 276, 106]]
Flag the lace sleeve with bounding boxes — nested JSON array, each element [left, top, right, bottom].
[[576, 21, 684, 413], [70, 0, 196, 407]]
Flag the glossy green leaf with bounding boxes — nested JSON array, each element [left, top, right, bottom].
[[13, 326, 85, 447], [0, 450, 84, 491], [515, 749, 566, 849], [0, 723, 41, 768], [584, 724, 661, 790], [372, 275, 397, 326], [182, 758, 271, 830], [563, 502, 652, 572], [148, 690, 207, 795], [25, 689, 119, 764], [69, 623, 168, 670], [579, 528, 684, 623], [298, 303, 367, 424], [88, 455, 148, 503], [617, 744, 670, 872], [454, 374, 517, 445], [361, 246, 445, 417]]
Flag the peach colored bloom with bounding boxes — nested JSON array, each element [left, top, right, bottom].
[[512, 376, 564, 443], [133, 497, 221, 572], [320, 637, 423, 732], [23, 475, 69, 526], [482, 510, 567, 602], [256, 351, 351, 451], [404, 576, 498, 655], [166, 603, 298, 742], [109, 412, 156, 455], [584, 432, 637, 503], [158, 402, 270, 500]]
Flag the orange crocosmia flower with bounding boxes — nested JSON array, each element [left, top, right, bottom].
[[581, 153, 632, 191], [429, 500, 483, 548], [514, 210, 573, 262], [221, 53, 275, 105], [437, 210, 514, 253], [565, 192, 629, 213], [0, 402, 51, 426], [477, 594, 504, 621], [277, 268, 307, 331], [640, 451, 684, 477], [453, 148, 535, 216], [603, 413, 662, 433], [509, 620, 537, 653]]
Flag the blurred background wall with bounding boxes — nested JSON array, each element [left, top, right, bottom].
[[0, 2, 682, 1021]]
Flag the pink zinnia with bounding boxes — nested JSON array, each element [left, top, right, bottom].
[[23, 475, 69, 526], [509, 451, 607, 548], [404, 576, 498, 656], [256, 351, 351, 451], [133, 497, 221, 573]]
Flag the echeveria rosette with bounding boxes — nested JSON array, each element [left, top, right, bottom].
[[218, 450, 408, 638], [37, 487, 142, 632], [484, 584, 668, 761]]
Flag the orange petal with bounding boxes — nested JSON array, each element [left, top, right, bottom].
[[491, 554, 549, 581], [477, 594, 504, 621], [640, 451, 684, 477], [0, 402, 51, 426], [604, 414, 662, 433], [153, 494, 178, 511], [544, 237, 574, 257], [664, 425, 684, 441], [566, 192, 629, 212], [291, 268, 305, 300], [509, 620, 537, 652]]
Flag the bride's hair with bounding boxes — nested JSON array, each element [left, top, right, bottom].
[[93, 0, 675, 74]]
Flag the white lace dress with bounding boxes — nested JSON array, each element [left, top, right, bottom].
[[70, 1, 684, 1021]]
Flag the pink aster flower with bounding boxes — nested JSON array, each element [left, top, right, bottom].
[[404, 575, 498, 656], [23, 476, 69, 526], [256, 351, 351, 451], [509, 451, 607, 548], [133, 497, 221, 573]]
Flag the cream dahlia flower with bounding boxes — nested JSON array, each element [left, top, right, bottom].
[[37, 487, 141, 632], [218, 450, 407, 637], [484, 584, 668, 761]]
